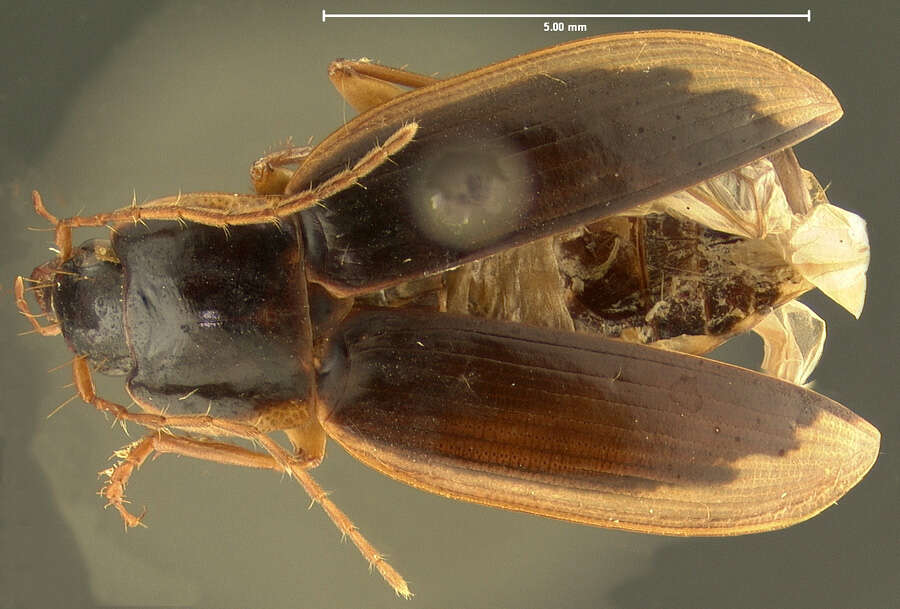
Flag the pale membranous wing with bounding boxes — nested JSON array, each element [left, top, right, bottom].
[[363, 150, 869, 386]]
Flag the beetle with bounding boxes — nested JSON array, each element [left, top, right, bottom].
[[15, 31, 879, 597]]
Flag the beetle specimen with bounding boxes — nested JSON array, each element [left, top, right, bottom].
[[16, 32, 879, 597]]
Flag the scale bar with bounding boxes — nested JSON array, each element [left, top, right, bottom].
[[323, 11, 812, 22]]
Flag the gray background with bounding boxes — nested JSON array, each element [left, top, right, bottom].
[[2, 1, 896, 608]]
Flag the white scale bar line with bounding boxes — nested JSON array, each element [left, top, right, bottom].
[[323, 10, 812, 22]]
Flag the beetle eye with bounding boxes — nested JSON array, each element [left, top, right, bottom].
[[412, 145, 531, 251]]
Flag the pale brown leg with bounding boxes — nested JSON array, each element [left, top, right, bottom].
[[73, 357, 411, 597], [250, 145, 314, 195], [100, 432, 282, 527], [14, 276, 60, 336], [329, 59, 439, 113], [28, 190, 73, 261], [332, 60, 440, 90], [255, 61, 436, 196], [283, 424, 326, 467], [30, 122, 417, 261]]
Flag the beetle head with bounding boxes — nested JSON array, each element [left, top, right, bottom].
[[30, 239, 131, 375]]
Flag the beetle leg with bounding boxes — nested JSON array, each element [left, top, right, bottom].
[[98, 426, 411, 596], [249, 145, 315, 195], [71, 357, 411, 597], [14, 276, 60, 336], [252, 58, 434, 195], [35, 123, 417, 238], [283, 424, 326, 468], [25, 190, 74, 260], [99, 431, 319, 524], [99, 432, 284, 527], [329, 59, 439, 113]]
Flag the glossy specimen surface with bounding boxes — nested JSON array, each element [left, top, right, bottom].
[[13, 30, 878, 598], [294, 32, 842, 295], [116, 219, 314, 420], [320, 311, 879, 535]]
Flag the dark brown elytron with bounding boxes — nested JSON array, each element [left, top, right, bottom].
[[16, 32, 879, 598]]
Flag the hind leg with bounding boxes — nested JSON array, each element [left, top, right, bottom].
[[329, 59, 439, 112]]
